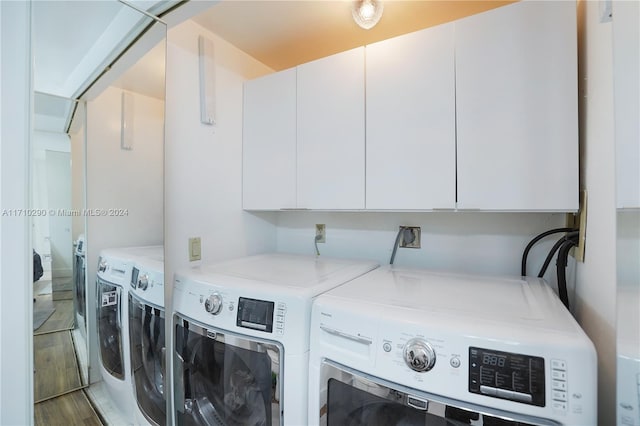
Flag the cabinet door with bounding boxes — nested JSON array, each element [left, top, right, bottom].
[[366, 23, 455, 210], [242, 68, 296, 210], [456, 1, 578, 211], [297, 47, 365, 209]]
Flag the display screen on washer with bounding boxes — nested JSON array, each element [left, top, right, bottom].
[[469, 347, 545, 407], [131, 267, 139, 289], [237, 297, 274, 333]]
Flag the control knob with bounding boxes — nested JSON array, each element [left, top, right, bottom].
[[138, 274, 149, 290], [205, 293, 223, 315], [403, 338, 436, 372], [98, 260, 107, 272]]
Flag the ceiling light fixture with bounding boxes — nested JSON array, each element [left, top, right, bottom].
[[352, 0, 383, 30]]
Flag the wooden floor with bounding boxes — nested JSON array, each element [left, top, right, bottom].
[[34, 331, 83, 402], [34, 390, 103, 426], [34, 293, 74, 334], [32, 279, 102, 425]]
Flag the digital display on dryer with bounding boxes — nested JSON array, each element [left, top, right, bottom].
[[237, 297, 274, 333], [131, 267, 139, 289], [469, 347, 545, 407]]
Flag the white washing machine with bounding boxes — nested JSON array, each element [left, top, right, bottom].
[[96, 248, 137, 421], [128, 246, 166, 426], [172, 253, 378, 426], [309, 266, 597, 426]]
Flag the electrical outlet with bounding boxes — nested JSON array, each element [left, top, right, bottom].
[[315, 224, 326, 243], [189, 237, 201, 261], [566, 190, 587, 262], [399, 226, 421, 248]]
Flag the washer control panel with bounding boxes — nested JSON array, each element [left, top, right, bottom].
[[469, 347, 545, 407]]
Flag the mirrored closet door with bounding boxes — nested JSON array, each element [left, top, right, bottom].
[[30, 2, 169, 424]]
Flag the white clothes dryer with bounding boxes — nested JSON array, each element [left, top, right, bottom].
[[309, 266, 597, 426], [96, 248, 137, 421], [172, 253, 378, 426], [128, 246, 166, 426]]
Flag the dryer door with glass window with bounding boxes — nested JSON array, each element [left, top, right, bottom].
[[97, 277, 124, 379], [174, 315, 283, 426], [129, 293, 166, 425]]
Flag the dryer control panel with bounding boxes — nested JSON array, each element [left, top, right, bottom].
[[237, 297, 275, 333]]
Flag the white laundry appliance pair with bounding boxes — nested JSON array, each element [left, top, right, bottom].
[[171, 253, 379, 426], [96, 245, 164, 425], [308, 266, 598, 426]]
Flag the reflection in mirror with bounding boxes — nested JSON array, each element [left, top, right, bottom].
[[32, 91, 90, 404], [613, 1, 640, 424], [85, 26, 166, 425], [31, 0, 170, 423], [617, 211, 640, 425]]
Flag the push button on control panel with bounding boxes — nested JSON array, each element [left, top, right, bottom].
[[551, 359, 568, 411], [275, 302, 286, 335]]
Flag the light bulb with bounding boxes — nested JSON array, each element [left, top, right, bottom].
[[360, 2, 375, 19], [352, 0, 383, 30]]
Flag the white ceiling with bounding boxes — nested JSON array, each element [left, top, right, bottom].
[[111, 40, 166, 100], [33, 1, 125, 97], [31, 0, 516, 132], [192, 0, 515, 71], [32, 0, 170, 132]]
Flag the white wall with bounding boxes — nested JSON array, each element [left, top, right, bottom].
[[0, 1, 32, 424], [85, 86, 164, 382], [165, 19, 277, 275], [164, 18, 278, 415], [31, 130, 71, 276], [70, 116, 85, 241], [574, 0, 618, 423], [616, 212, 640, 290], [276, 212, 570, 281]]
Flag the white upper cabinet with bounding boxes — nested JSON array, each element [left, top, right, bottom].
[[613, 0, 640, 209], [242, 1, 579, 212], [296, 47, 366, 209], [366, 23, 456, 210], [455, 1, 578, 211], [242, 68, 297, 210]]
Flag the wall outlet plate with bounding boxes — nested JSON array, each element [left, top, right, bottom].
[[566, 190, 587, 262], [189, 237, 202, 261], [399, 226, 421, 249], [315, 224, 326, 243]]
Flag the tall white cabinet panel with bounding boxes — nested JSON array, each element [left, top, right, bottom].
[[296, 47, 365, 209], [455, 1, 578, 211], [613, 0, 640, 209], [366, 23, 456, 210], [242, 68, 297, 210]]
